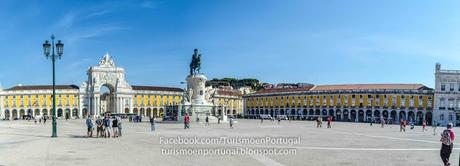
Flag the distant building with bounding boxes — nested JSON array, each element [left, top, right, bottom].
[[244, 83, 434, 125], [434, 63, 460, 126]]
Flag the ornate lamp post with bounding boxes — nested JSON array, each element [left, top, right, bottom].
[[43, 34, 64, 138]]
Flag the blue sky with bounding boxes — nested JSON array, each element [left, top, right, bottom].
[[1, 0, 460, 89]]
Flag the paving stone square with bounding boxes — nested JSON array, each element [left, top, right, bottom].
[[1, 119, 458, 166]]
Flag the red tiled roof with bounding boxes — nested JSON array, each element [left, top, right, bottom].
[[131, 85, 184, 92], [310, 84, 430, 91], [253, 86, 314, 94], [216, 89, 242, 96], [5, 85, 79, 91]]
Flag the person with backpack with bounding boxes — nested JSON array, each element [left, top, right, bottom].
[[103, 115, 111, 138], [440, 123, 455, 166]]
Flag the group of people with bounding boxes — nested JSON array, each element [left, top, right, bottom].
[[183, 114, 235, 129], [86, 114, 122, 138], [316, 116, 333, 128]]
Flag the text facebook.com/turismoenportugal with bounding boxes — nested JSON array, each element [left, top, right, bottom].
[[160, 136, 300, 156]]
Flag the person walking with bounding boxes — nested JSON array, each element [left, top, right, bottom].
[[229, 117, 234, 129], [327, 116, 332, 128], [103, 115, 111, 138], [150, 117, 156, 132], [380, 118, 385, 128], [260, 117, 263, 123], [117, 116, 122, 137], [440, 123, 455, 166], [433, 122, 438, 136], [422, 120, 427, 132], [400, 120, 405, 132], [184, 114, 190, 129], [218, 116, 221, 124], [43, 116, 47, 124], [277, 116, 281, 125], [205, 116, 209, 126], [85, 117, 94, 137], [112, 117, 119, 138]]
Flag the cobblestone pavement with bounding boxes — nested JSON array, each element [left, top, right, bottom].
[[1, 119, 458, 166]]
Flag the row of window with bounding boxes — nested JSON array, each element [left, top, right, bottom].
[[440, 83, 460, 92], [1, 95, 78, 108], [245, 94, 433, 108]]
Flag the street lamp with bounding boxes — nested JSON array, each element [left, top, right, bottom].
[[43, 34, 64, 138]]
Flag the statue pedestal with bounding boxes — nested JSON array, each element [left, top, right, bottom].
[[177, 74, 225, 123]]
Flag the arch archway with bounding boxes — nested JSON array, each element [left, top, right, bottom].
[[5, 110, 10, 120], [335, 109, 342, 121], [34, 109, 40, 117], [82, 108, 88, 117], [159, 108, 164, 118], [12, 109, 18, 119], [350, 110, 357, 122], [366, 110, 372, 122], [125, 108, 130, 114], [65, 109, 71, 119], [328, 109, 334, 117], [140, 108, 145, 117], [309, 109, 314, 116], [72, 108, 78, 118], [416, 111, 423, 124], [19, 109, 25, 119], [315, 109, 320, 116], [426, 112, 433, 125], [42, 109, 48, 116], [27, 109, 33, 117], [399, 111, 406, 121], [358, 110, 364, 122], [133, 108, 139, 115], [343, 109, 349, 121], [408, 111, 415, 122], [57, 108, 63, 118], [147, 108, 152, 118], [100, 84, 116, 113], [390, 111, 397, 123], [374, 110, 380, 119]]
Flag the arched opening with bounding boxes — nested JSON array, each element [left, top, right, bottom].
[[227, 110, 231, 114], [147, 108, 152, 118], [100, 84, 115, 113], [366, 110, 372, 122], [374, 110, 380, 119], [328, 109, 334, 117], [416, 111, 423, 125], [270, 109, 274, 117], [152, 108, 158, 117], [426, 112, 433, 125], [72, 109, 78, 118], [125, 108, 130, 114], [34, 109, 40, 117], [133, 108, 139, 115], [309, 109, 314, 116], [382, 110, 388, 120], [322, 109, 327, 116], [159, 108, 164, 118], [343, 109, 349, 121], [82, 108, 88, 117], [358, 110, 364, 122], [5, 110, 10, 120], [27, 109, 33, 117], [399, 111, 406, 121], [57, 108, 63, 118], [140, 108, 145, 117], [408, 111, 415, 122], [65, 109, 71, 119], [42, 109, 48, 116], [256, 109, 259, 115], [12, 109, 18, 120], [233, 110, 236, 115], [19, 109, 25, 119], [280, 109, 285, 115], [335, 109, 342, 121], [391, 111, 397, 123], [315, 109, 320, 116], [350, 110, 357, 122]]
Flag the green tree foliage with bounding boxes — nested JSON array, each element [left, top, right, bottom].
[[206, 78, 263, 91]]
